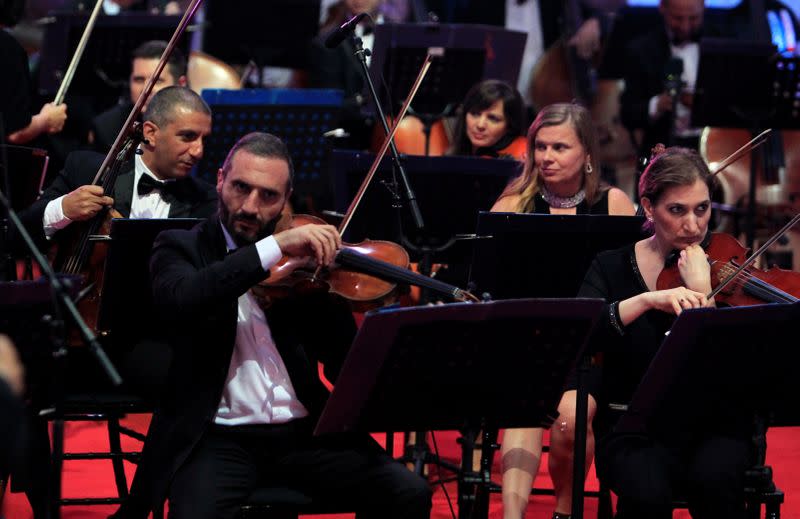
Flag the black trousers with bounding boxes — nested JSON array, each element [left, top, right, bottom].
[[596, 431, 754, 519], [168, 419, 432, 519]]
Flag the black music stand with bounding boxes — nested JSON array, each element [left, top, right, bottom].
[[37, 12, 193, 107], [468, 212, 645, 518], [0, 145, 49, 279], [469, 213, 647, 300], [691, 38, 794, 249], [369, 23, 526, 117], [203, 0, 320, 68], [97, 218, 201, 336], [331, 151, 521, 266], [315, 298, 604, 519], [616, 303, 800, 438], [0, 145, 49, 212], [198, 89, 343, 213]]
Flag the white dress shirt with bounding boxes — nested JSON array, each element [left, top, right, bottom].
[[213, 222, 310, 425], [506, 0, 544, 104], [647, 41, 701, 138], [42, 153, 173, 238], [130, 154, 173, 219]]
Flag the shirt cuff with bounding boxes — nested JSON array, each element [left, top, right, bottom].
[[648, 95, 660, 121], [43, 195, 72, 239], [255, 236, 283, 271]]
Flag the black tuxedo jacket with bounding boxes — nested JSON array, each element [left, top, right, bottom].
[[119, 217, 356, 517], [13, 150, 217, 254], [619, 25, 673, 155], [91, 102, 132, 153]]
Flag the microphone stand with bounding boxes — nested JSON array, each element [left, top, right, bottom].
[[347, 33, 471, 482], [348, 33, 425, 232], [0, 117, 15, 281], [0, 125, 121, 516]]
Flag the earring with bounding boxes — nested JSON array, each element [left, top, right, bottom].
[[647, 216, 654, 223], [585, 162, 593, 174]]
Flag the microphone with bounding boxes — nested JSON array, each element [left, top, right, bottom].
[[324, 12, 369, 49], [663, 57, 684, 97]]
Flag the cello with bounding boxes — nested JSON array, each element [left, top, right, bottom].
[[52, 0, 204, 337]]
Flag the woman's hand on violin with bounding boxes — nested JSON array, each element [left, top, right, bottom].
[[62, 185, 114, 221], [274, 223, 341, 267], [677, 244, 712, 294], [648, 287, 709, 315]]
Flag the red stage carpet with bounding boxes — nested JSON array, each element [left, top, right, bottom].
[[2, 416, 798, 518]]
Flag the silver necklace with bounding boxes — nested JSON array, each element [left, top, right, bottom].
[[540, 185, 586, 208]]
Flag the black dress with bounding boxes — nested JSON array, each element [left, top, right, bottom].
[[578, 244, 754, 519]]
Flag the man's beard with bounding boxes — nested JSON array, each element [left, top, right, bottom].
[[220, 204, 281, 246]]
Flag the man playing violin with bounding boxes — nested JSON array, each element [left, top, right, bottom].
[[579, 147, 756, 518], [111, 131, 432, 519]]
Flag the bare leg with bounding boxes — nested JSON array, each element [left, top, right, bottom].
[[548, 390, 597, 516], [501, 427, 543, 519]]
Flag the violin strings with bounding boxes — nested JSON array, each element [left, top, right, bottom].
[[718, 263, 798, 303]]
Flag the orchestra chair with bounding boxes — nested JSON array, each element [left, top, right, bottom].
[[43, 344, 165, 519], [595, 410, 783, 519], [46, 388, 155, 511]]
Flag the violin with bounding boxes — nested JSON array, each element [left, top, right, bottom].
[[657, 231, 800, 306], [253, 213, 477, 311], [254, 53, 478, 310]]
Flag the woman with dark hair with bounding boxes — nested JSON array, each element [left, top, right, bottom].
[[578, 147, 755, 518], [448, 79, 526, 161], [494, 102, 635, 519]]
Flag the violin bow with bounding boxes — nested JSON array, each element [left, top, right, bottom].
[[710, 128, 772, 177], [53, 0, 104, 106], [337, 52, 434, 237], [707, 211, 800, 301]]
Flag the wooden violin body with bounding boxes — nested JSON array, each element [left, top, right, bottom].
[[656, 232, 800, 306], [253, 214, 410, 311]]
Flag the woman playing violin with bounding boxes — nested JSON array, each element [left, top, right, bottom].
[[494, 102, 636, 519], [448, 79, 527, 161], [578, 147, 754, 519]]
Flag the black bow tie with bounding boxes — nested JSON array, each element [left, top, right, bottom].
[[137, 175, 179, 198]]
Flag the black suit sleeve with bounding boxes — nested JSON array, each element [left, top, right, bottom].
[[149, 230, 268, 320], [620, 42, 658, 131], [577, 255, 623, 355]]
